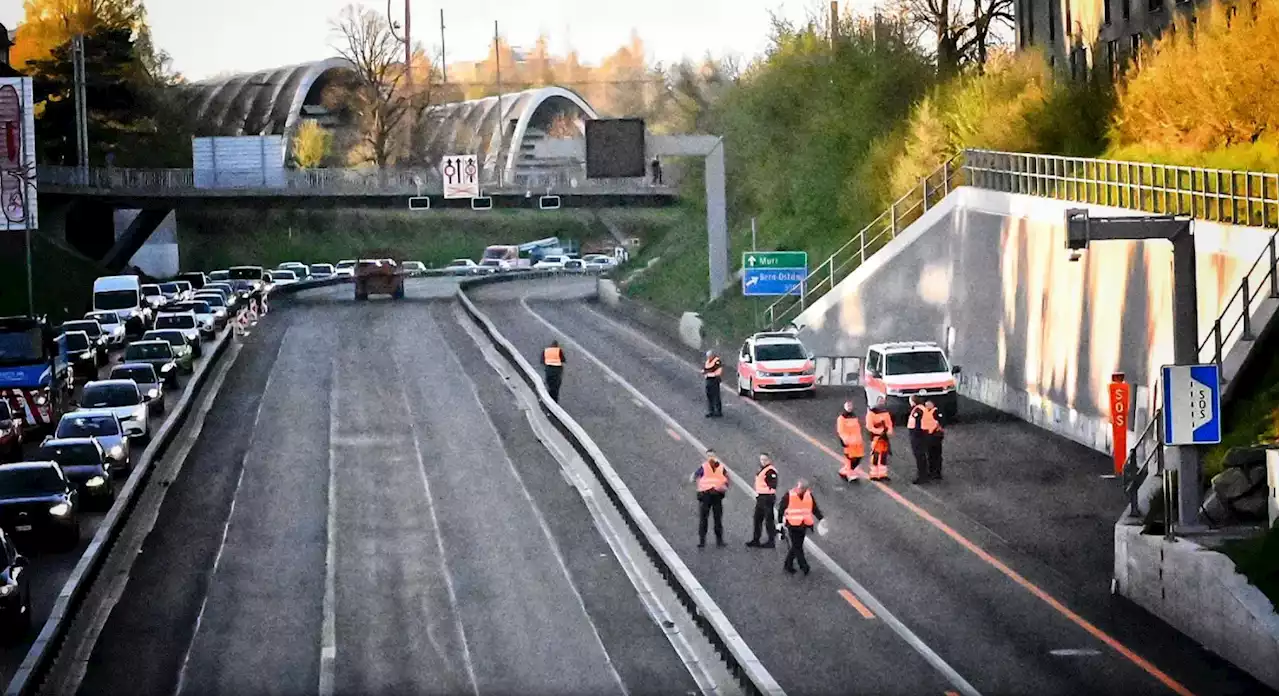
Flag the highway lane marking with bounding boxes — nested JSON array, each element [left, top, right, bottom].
[[666, 427, 683, 442], [838, 589, 875, 619], [519, 296, 980, 696], [577, 302, 1199, 696], [1049, 648, 1103, 657], [318, 354, 339, 696], [435, 311, 630, 696], [174, 333, 287, 696], [390, 343, 482, 696]]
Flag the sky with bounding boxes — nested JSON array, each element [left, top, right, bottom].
[[0, 0, 880, 81]]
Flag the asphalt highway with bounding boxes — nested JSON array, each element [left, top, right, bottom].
[[0, 331, 219, 685], [76, 279, 698, 696], [468, 278, 1268, 696]]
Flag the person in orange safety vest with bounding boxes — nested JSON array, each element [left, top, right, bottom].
[[542, 340, 566, 402], [776, 479, 824, 575], [690, 449, 729, 547], [746, 453, 779, 548], [865, 397, 894, 481], [836, 401, 866, 483], [703, 350, 723, 418]]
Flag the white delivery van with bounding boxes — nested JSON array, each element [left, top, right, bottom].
[[92, 276, 149, 337]]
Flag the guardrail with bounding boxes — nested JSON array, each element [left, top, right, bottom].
[[38, 165, 678, 198], [5, 278, 340, 696], [963, 151, 1280, 524], [456, 275, 783, 696], [763, 154, 965, 329]]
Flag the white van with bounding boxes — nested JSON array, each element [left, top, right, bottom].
[[92, 276, 149, 336]]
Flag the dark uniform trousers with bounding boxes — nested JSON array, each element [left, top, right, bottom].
[[705, 378, 722, 416], [698, 491, 725, 544], [784, 525, 810, 573], [909, 430, 929, 481], [926, 433, 944, 479], [750, 494, 776, 545], [544, 366, 563, 402]]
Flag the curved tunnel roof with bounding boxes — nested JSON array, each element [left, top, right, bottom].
[[182, 57, 354, 137]]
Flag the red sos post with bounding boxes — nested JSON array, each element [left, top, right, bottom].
[[1109, 372, 1131, 476]]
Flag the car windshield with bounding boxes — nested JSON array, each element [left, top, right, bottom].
[[755, 343, 808, 361], [112, 366, 157, 383], [337, 261, 355, 269], [82, 383, 140, 407], [96, 289, 139, 310], [126, 343, 172, 360], [37, 443, 102, 467], [275, 271, 296, 280], [195, 295, 226, 307], [160, 283, 181, 294], [229, 268, 263, 280], [448, 260, 469, 267], [56, 415, 120, 438], [89, 312, 121, 324], [311, 265, 331, 273], [145, 332, 185, 347], [63, 321, 101, 336], [0, 328, 43, 364], [0, 468, 65, 497], [156, 315, 195, 330], [176, 303, 211, 314], [65, 333, 90, 351], [403, 262, 424, 269], [141, 286, 161, 297], [884, 351, 949, 375], [209, 271, 229, 281]]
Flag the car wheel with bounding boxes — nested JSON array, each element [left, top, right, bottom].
[[748, 379, 758, 401], [737, 377, 747, 397]]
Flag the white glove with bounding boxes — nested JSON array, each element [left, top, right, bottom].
[[816, 520, 829, 537]]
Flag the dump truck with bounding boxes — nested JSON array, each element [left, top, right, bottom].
[[354, 259, 406, 300]]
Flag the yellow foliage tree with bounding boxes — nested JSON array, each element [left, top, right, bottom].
[[1111, 0, 1279, 160], [292, 120, 332, 168], [11, 0, 149, 69]]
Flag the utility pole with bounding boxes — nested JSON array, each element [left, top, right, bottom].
[[388, 0, 415, 162], [72, 34, 88, 182], [830, 1, 839, 47], [440, 9, 447, 85], [494, 20, 504, 184]]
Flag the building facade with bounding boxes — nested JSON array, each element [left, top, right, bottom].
[[1014, 0, 1209, 77]]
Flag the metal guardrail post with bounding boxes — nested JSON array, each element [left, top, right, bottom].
[[859, 231, 867, 265], [942, 161, 950, 196], [1270, 236, 1278, 298], [1241, 276, 1253, 340], [827, 256, 835, 290], [921, 177, 929, 212], [1213, 320, 1224, 373]]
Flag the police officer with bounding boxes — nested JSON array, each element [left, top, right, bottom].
[[907, 392, 930, 484], [542, 340, 566, 402], [746, 453, 778, 548], [777, 478, 824, 575], [690, 449, 729, 547], [865, 397, 894, 481], [924, 399, 945, 481], [702, 350, 723, 418]]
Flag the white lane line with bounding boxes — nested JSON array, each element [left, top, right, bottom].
[[437, 312, 629, 696], [318, 353, 339, 696], [173, 334, 288, 696], [389, 342, 481, 696], [520, 296, 982, 696]]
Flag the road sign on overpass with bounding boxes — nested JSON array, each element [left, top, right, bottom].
[[742, 252, 807, 297], [441, 154, 479, 199], [1161, 364, 1222, 445]]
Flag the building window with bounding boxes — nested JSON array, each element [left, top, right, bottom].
[[1122, 0, 1131, 20], [1149, 0, 1162, 12], [1049, 0, 1057, 41], [1130, 33, 1142, 67], [1107, 40, 1120, 78]]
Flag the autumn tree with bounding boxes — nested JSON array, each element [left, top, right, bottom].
[[331, 3, 436, 167], [894, 0, 1014, 75], [292, 120, 333, 168]]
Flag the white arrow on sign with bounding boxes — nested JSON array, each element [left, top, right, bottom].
[[747, 255, 757, 267]]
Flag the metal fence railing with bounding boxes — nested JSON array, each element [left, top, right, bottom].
[[763, 154, 966, 329], [958, 150, 1279, 527], [38, 165, 678, 197]]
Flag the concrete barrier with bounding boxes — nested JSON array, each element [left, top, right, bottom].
[[1114, 522, 1279, 688], [596, 278, 702, 353]]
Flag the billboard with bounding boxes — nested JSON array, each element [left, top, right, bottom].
[[0, 77, 37, 231], [585, 118, 645, 178]]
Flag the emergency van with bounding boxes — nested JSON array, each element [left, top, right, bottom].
[[736, 330, 818, 399], [862, 341, 960, 421]]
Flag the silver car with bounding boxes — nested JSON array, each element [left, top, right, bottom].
[[85, 311, 127, 347], [109, 363, 166, 415], [79, 380, 151, 442], [153, 312, 203, 357], [50, 409, 138, 475]]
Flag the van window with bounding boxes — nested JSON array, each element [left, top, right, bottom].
[[867, 350, 882, 376], [95, 289, 140, 311], [884, 351, 948, 376]]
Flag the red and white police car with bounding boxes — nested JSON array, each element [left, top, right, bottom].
[[735, 330, 817, 399]]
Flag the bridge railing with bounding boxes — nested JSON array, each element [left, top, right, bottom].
[[37, 165, 678, 197], [962, 150, 1280, 524]]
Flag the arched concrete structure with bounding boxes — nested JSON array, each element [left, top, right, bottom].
[[183, 57, 354, 138]]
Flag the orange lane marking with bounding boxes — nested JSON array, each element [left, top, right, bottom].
[[945, 691, 961, 696], [838, 589, 875, 619], [665, 427, 682, 442], [745, 402, 1197, 696]]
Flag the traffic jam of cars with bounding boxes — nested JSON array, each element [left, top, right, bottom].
[[0, 266, 283, 639]]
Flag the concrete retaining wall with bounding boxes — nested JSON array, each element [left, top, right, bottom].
[[795, 186, 1273, 454], [1114, 523, 1279, 688], [114, 209, 178, 278], [597, 278, 702, 352]]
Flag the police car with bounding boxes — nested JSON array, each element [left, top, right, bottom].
[[735, 330, 817, 399], [862, 341, 960, 421]]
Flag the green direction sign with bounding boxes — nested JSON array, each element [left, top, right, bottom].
[[742, 251, 807, 269]]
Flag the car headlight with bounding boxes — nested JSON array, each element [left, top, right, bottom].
[[109, 445, 124, 459], [86, 475, 106, 488], [160, 363, 174, 372], [0, 583, 15, 597], [148, 388, 160, 399], [49, 502, 71, 517], [34, 394, 47, 406]]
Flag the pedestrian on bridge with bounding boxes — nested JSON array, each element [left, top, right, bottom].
[[691, 449, 729, 548], [746, 453, 778, 548], [777, 479, 824, 575], [836, 401, 865, 483], [703, 350, 723, 417], [542, 340, 566, 402]]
